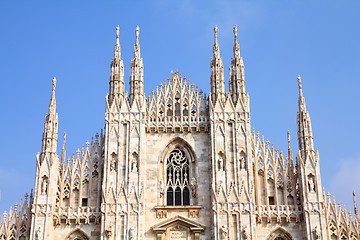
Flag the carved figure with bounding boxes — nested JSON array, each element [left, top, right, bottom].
[[35, 227, 42, 240], [220, 225, 228, 239], [308, 176, 315, 192], [129, 227, 135, 240], [240, 155, 245, 169], [131, 157, 138, 172], [313, 226, 320, 239], [41, 178, 48, 195], [242, 225, 250, 239], [110, 154, 116, 171], [190, 177, 197, 197], [218, 156, 224, 171], [105, 226, 112, 238]]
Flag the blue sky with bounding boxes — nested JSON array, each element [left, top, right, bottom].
[[0, 1, 359, 213]]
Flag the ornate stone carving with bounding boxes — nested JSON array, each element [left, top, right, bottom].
[[190, 177, 197, 198], [220, 225, 228, 239], [242, 225, 250, 239], [41, 177, 48, 195], [313, 226, 320, 239]]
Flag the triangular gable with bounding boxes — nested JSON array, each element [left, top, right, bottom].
[[152, 215, 205, 233]]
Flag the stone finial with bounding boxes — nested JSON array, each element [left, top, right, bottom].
[[213, 25, 220, 57], [287, 130, 291, 145], [116, 25, 120, 44], [233, 25, 238, 37], [297, 75, 303, 94], [133, 25, 141, 59], [52, 76, 57, 92], [233, 25, 240, 58]]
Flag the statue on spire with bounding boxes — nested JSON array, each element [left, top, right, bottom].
[[213, 26, 220, 58], [233, 25, 240, 59]]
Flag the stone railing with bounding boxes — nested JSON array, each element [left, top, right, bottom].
[[145, 116, 209, 132], [255, 205, 302, 223], [53, 206, 101, 225]]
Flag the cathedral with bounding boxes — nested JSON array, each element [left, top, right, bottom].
[[0, 25, 359, 240]]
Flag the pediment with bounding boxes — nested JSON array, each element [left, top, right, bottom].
[[151, 215, 205, 233]]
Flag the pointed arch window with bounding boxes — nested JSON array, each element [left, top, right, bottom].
[[166, 148, 190, 206]]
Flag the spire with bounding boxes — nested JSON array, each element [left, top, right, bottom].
[[210, 26, 225, 104], [287, 130, 293, 158], [229, 25, 247, 106], [109, 25, 125, 104], [297, 75, 306, 112], [296, 75, 314, 156], [41, 77, 59, 155], [129, 25, 145, 106], [353, 191, 359, 221], [48, 77, 57, 115], [114, 25, 121, 59], [61, 132, 66, 163], [233, 25, 240, 59], [213, 26, 220, 58], [134, 25, 141, 59]]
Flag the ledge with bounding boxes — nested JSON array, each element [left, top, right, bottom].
[[154, 205, 202, 219]]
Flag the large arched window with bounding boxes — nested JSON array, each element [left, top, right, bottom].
[[66, 230, 89, 240], [166, 148, 190, 206], [266, 227, 293, 240]]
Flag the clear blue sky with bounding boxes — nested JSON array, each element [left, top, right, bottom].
[[0, 1, 359, 213]]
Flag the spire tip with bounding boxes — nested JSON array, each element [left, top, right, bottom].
[[52, 77, 57, 92], [233, 25, 238, 36], [287, 130, 291, 143], [116, 25, 120, 40], [297, 75, 302, 89], [136, 25, 140, 37]]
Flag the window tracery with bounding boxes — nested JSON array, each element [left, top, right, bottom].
[[166, 149, 190, 206]]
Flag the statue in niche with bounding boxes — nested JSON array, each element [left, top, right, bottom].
[[220, 225, 228, 239], [240, 155, 246, 169], [129, 227, 135, 240], [35, 227, 42, 240], [313, 226, 320, 239], [159, 180, 164, 198], [110, 153, 116, 171], [105, 226, 112, 238], [308, 175, 315, 192], [131, 155, 138, 173], [41, 177, 48, 195], [242, 225, 250, 239], [190, 177, 197, 197], [218, 156, 224, 171]]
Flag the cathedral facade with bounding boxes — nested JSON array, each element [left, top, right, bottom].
[[0, 25, 359, 240]]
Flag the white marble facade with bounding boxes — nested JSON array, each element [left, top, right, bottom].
[[1, 25, 359, 240]]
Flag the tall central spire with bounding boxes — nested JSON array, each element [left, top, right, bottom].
[[41, 77, 59, 155], [129, 26, 145, 106], [108, 25, 125, 104], [296, 75, 314, 156], [210, 26, 225, 104]]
